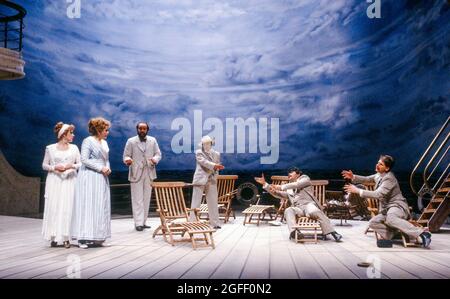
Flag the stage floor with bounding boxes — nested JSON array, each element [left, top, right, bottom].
[[0, 215, 449, 279]]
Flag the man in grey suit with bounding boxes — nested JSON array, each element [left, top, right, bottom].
[[123, 122, 162, 231], [190, 135, 224, 229], [343, 154, 432, 248], [255, 167, 342, 242]]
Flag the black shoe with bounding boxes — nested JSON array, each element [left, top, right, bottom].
[[289, 229, 304, 240], [143, 225, 151, 229], [322, 234, 329, 241], [136, 226, 144, 231], [50, 241, 57, 247], [289, 230, 295, 240], [330, 232, 342, 242], [377, 239, 393, 248], [419, 232, 432, 248], [213, 226, 221, 229]]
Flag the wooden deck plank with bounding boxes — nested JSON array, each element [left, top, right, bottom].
[[209, 226, 257, 279], [0, 216, 449, 279], [269, 225, 299, 279], [239, 222, 270, 279], [152, 223, 242, 279], [180, 225, 249, 279]]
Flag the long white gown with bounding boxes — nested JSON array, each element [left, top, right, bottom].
[[71, 136, 111, 242], [42, 144, 81, 243]]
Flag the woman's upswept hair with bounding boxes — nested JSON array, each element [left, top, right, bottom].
[[88, 117, 111, 136]]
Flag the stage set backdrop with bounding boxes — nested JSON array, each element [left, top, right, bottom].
[[0, 0, 449, 178]]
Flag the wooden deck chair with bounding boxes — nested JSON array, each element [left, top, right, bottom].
[[374, 217, 423, 247], [293, 180, 329, 240], [270, 176, 289, 221], [311, 180, 328, 209], [292, 217, 322, 243], [399, 220, 424, 248], [271, 177, 328, 221], [363, 183, 379, 234], [325, 190, 353, 226], [199, 175, 238, 223], [151, 182, 216, 250], [242, 193, 277, 226]]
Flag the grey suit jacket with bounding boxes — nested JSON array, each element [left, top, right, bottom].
[[353, 171, 410, 217], [265, 175, 322, 210], [192, 149, 220, 186], [123, 136, 162, 183]]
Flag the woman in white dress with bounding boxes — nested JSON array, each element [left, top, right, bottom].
[[42, 122, 81, 248], [71, 117, 112, 249]]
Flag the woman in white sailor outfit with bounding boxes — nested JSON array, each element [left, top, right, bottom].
[[42, 122, 81, 248]]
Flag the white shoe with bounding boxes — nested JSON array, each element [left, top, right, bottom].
[[100, 242, 112, 247], [269, 220, 282, 226], [79, 243, 88, 249]]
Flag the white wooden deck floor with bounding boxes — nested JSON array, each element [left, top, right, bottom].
[[0, 215, 449, 279]]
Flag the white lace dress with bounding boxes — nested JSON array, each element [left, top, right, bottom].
[[42, 144, 81, 243]]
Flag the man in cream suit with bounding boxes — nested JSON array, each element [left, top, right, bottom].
[[343, 154, 432, 248], [123, 122, 162, 231], [255, 167, 342, 242], [190, 136, 224, 229]]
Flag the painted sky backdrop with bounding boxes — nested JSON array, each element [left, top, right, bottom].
[[0, 0, 449, 176]]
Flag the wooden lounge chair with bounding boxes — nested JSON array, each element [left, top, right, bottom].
[[270, 176, 328, 221], [151, 182, 216, 250], [292, 217, 322, 243], [324, 190, 353, 226], [242, 194, 277, 226], [399, 220, 424, 248], [363, 183, 378, 234], [270, 176, 289, 221], [199, 175, 238, 223], [363, 183, 420, 247]]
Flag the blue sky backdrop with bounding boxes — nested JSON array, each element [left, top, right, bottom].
[[0, 0, 449, 176]]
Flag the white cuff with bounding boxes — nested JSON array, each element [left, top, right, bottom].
[[263, 183, 269, 189], [359, 189, 364, 197]]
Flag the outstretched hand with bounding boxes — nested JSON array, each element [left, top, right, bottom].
[[254, 173, 266, 185], [214, 164, 225, 171], [344, 184, 359, 194], [341, 170, 354, 180]]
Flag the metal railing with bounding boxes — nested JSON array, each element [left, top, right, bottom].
[[0, 1, 26, 51], [410, 116, 450, 207]]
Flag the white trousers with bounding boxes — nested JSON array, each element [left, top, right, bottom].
[[190, 182, 220, 227], [130, 174, 152, 227]]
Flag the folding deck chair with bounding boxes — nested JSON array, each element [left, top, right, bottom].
[[199, 175, 238, 223], [152, 182, 216, 249]]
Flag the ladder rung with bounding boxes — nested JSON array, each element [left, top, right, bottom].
[[424, 209, 436, 213], [437, 187, 450, 193], [417, 220, 429, 224], [432, 197, 444, 202]]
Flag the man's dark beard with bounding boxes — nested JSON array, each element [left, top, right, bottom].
[[138, 132, 147, 141]]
